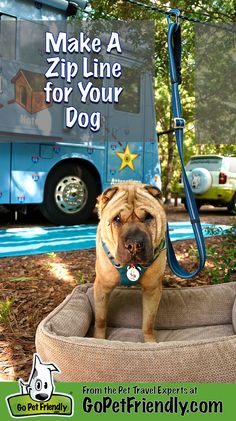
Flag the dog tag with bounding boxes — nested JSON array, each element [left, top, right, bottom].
[[126, 265, 140, 282]]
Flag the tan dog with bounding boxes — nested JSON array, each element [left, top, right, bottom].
[[94, 182, 167, 342]]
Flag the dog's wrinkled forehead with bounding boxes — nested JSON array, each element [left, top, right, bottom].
[[96, 183, 162, 218]]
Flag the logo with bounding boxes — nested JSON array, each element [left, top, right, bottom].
[[192, 174, 201, 189], [110, 168, 117, 176], [32, 173, 39, 182], [6, 353, 73, 418], [116, 143, 139, 171], [17, 195, 25, 203], [53, 145, 61, 154], [32, 155, 39, 164]]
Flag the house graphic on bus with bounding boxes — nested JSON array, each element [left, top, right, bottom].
[[11, 69, 51, 113]]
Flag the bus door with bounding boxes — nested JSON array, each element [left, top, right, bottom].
[[0, 143, 11, 204], [105, 57, 144, 183]]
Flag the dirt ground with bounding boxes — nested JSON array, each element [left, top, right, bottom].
[[0, 204, 235, 381]]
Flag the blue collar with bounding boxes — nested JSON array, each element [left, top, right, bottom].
[[101, 238, 166, 287]]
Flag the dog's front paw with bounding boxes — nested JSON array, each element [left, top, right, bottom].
[[94, 326, 106, 340], [143, 333, 157, 343]]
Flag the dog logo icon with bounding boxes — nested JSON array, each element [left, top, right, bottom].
[[191, 174, 201, 189], [6, 353, 73, 418], [19, 354, 59, 402]]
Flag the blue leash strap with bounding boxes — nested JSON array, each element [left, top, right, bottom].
[[166, 10, 206, 278]]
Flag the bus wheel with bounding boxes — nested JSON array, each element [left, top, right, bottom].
[[41, 163, 99, 225]]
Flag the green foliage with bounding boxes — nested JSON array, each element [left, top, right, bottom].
[[47, 252, 57, 259], [75, 272, 86, 284], [0, 298, 13, 323], [76, 1, 236, 196], [204, 225, 236, 283]]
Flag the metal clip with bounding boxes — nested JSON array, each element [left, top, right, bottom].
[[174, 117, 185, 129]]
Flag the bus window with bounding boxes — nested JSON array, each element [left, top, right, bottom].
[[18, 20, 47, 66], [0, 14, 17, 60], [114, 66, 140, 114]]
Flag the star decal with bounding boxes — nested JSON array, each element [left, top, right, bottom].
[[116, 143, 139, 171]]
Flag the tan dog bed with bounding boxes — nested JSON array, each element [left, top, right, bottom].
[[36, 282, 236, 383]]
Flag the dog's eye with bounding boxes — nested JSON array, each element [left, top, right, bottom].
[[113, 215, 121, 224], [44, 382, 48, 389], [144, 212, 154, 222], [35, 380, 42, 391]]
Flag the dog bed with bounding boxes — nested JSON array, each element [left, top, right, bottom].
[[36, 282, 236, 383]]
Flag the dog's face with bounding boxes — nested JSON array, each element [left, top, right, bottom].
[[26, 355, 59, 402], [97, 182, 166, 266]]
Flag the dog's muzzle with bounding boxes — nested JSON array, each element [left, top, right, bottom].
[[118, 225, 152, 265]]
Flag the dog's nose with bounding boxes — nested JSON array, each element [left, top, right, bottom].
[[125, 240, 144, 254], [35, 393, 49, 401], [124, 228, 146, 255]]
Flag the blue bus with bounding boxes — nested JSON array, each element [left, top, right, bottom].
[[0, 0, 160, 224]]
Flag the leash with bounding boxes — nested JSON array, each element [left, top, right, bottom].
[[166, 9, 206, 278]]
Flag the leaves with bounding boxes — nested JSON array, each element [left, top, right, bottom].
[[204, 225, 236, 283], [0, 298, 13, 323], [78, 1, 236, 196], [0, 277, 34, 283]]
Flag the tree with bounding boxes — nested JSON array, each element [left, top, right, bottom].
[[77, 0, 236, 198]]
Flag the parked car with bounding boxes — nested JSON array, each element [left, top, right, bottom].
[[178, 155, 236, 213]]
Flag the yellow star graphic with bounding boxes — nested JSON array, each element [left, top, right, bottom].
[[116, 144, 139, 171]]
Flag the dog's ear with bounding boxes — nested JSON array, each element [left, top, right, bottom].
[[144, 185, 162, 200], [96, 186, 118, 217]]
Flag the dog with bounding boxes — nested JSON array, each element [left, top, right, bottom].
[[19, 354, 59, 402], [94, 182, 167, 342]]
